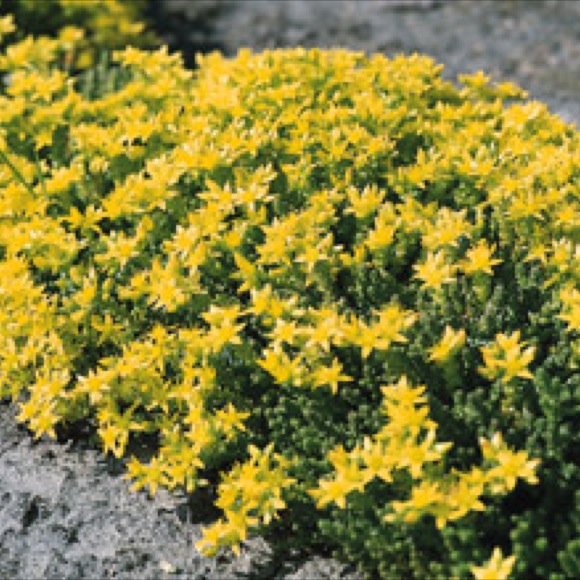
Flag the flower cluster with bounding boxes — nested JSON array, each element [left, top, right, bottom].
[[0, 1, 155, 69], [0, 31, 578, 578], [310, 376, 539, 530], [195, 444, 296, 556]]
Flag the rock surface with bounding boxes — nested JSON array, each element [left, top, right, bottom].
[[0, 401, 359, 579], [2, 1, 579, 578]]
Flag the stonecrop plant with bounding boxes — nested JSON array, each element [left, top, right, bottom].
[[0, 17, 579, 579], [0, 0, 155, 69]]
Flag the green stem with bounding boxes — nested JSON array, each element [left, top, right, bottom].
[[33, 148, 47, 197], [0, 146, 35, 196]]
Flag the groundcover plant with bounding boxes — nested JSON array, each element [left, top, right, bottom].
[[0, 0, 155, 69], [0, 15, 578, 579]]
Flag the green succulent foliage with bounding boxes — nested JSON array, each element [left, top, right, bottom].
[[0, 35, 579, 579]]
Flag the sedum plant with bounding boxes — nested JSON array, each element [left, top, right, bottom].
[[0, 0, 156, 68], [0, 21, 579, 578]]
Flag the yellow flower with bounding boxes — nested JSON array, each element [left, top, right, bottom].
[[413, 250, 457, 291], [422, 208, 472, 250], [397, 429, 452, 479], [257, 347, 305, 385], [393, 480, 443, 514], [461, 240, 502, 275], [308, 470, 363, 509], [471, 547, 516, 580], [479, 331, 535, 383], [0, 15, 15, 38], [223, 509, 259, 547], [347, 319, 381, 359], [98, 423, 128, 458], [354, 437, 394, 484], [311, 358, 353, 395], [266, 319, 300, 347], [372, 303, 418, 349], [557, 285, 580, 332], [365, 222, 397, 251], [345, 184, 385, 219], [479, 433, 540, 493], [488, 449, 540, 492], [215, 403, 250, 438], [380, 376, 428, 408], [246, 285, 275, 317], [303, 319, 341, 352], [195, 519, 232, 557], [446, 472, 486, 521], [559, 305, 580, 332], [428, 326, 466, 363], [27, 404, 59, 439], [77, 369, 111, 404], [295, 235, 331, 273]]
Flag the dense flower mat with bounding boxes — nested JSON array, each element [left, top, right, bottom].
[[0, 0, 155, 69], [0, 17, 579, 579]]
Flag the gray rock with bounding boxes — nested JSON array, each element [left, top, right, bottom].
[[0, 402, 360, 579]]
